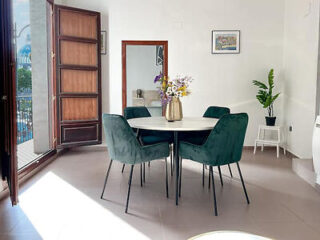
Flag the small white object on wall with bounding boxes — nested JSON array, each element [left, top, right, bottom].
[[253, 125, 286, 158]]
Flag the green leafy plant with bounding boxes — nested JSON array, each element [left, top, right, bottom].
[[17, 67, 32, 92], [252, 69, 280, 117]]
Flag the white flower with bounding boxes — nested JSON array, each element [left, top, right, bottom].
[[166, 87, 173, 96], [171, 86, 177, 92]]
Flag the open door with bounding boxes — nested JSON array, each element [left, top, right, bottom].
[[54, 5, 102, 148], [0, 0, 18, 205]]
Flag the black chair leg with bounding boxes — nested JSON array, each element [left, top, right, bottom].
[[140, 164, 143, 187], [179, 157, 182, 197], [143, 162, 146, 183], [170, 149, 173, 176], [228, 164, 233, 178], [210, 166, 218, 216], [148, 161, 150, 167], [165, 158, 169, 198], [121, 164, 125, 173], [236, 162, 250, 204], [218, 165, 223, 187], [125, 165, 134, 213], [202, 164, 205, 187], [208, 167, 211, 189], [101, 159, 113, 199]]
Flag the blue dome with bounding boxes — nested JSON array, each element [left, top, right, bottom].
[[18, 44, 31, 57]]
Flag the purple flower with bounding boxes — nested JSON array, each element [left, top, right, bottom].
[[154, 74, 163, 83]]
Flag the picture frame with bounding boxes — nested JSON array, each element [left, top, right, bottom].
[[211, 30, 240, 54], [101, 31, 107, 55]]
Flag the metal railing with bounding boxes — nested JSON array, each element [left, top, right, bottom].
[[16, 96, 33, 144]]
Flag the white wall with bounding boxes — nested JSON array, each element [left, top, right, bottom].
[[60, 0, 286, 146], [30, 0, 50, 154], [282, 0, 320, 158]]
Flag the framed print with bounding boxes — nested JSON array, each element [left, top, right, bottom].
[[101, 31, 107, 55], [211, 30, 240, 54]]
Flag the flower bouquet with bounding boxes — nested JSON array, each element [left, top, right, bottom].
[[154, 74, 193, 121]]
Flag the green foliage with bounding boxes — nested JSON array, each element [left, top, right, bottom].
[[17, 68, 32, 92], [252, 69, 280, 117]]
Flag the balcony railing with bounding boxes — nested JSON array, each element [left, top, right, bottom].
[[16, 95, 33, 144]]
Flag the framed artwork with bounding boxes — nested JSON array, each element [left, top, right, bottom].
[[101, 31, 107, 55], [156, 45, 164, 65], [211, 30, 240, 54]]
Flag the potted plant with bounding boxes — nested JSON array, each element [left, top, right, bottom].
[[252, 69, 280, 126]]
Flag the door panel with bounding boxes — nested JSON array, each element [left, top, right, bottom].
[[60, 69, 97, 93], [55, 5, 101, 148], [60, 10, 97, 39], [61, 98, 98, 121], [61, 124, 99, 144], [60, 41, 97, 66]]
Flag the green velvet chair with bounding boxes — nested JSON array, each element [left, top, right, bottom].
[[101, 114, 170, 213], [178, 106, 232, 193], [124, 106, 173, 145], [123, 106, 174, 178], [179, 113, 250, 216]]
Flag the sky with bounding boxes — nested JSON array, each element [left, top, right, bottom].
[[13, 0, 31, 54]]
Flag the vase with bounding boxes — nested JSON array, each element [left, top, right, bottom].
[[165, 97, 183, 121]]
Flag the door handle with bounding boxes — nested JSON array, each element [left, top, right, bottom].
[[1, 95, 8, 102]]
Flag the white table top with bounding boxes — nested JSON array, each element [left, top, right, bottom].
[[128, 117, 218, 131]]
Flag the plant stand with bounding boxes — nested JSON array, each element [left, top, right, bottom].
[[253, 125, 286, 158]]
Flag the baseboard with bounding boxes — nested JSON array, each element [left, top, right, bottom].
[[292, 158, 317, 188], [243, 146, 297, 158]]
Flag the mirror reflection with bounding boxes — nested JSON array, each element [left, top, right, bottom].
[[126, 45, 164, 116]]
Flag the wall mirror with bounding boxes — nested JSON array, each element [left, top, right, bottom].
[[122, 41, 168, 115]]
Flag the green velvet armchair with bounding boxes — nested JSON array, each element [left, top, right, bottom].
[[178, 106, 232, 192], [101, 114, 170, 213], [179, 113, 250, 216], [123, 106, 174, 179]]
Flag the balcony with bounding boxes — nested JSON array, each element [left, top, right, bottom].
[[17, 139, 40, 170], [17, 95, 42, 170]]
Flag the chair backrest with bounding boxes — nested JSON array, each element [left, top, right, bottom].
[[203, 106, 230, 119], [102, 114, 141, 163], [124, 106, 151, 120], [204, 113, 248, 165]]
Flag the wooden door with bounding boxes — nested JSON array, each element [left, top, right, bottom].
[[0, 0, 18, 205], [55, 5, 102, 148]]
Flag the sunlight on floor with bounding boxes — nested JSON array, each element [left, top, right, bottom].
[[19, 172, 149, 239]]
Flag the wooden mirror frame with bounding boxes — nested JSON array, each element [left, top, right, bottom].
[[122, 40, 168, 112]]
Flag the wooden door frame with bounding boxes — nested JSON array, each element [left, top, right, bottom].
[[121, 40, 168, 112], [0, 0, 18, 204]]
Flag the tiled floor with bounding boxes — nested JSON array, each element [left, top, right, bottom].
[[1, 147, 320, 240]]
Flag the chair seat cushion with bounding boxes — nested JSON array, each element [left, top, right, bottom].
[[179, 130, 210, 145], [141, 131, 173, 145], [141, 142, 170, 162], [179, 141, 210, 165]]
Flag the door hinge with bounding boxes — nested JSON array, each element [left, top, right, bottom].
[[51, 52, 55, 58], [52, 96, 56, 101]]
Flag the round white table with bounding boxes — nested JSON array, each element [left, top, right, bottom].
[[128, 117, 218, 205]]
